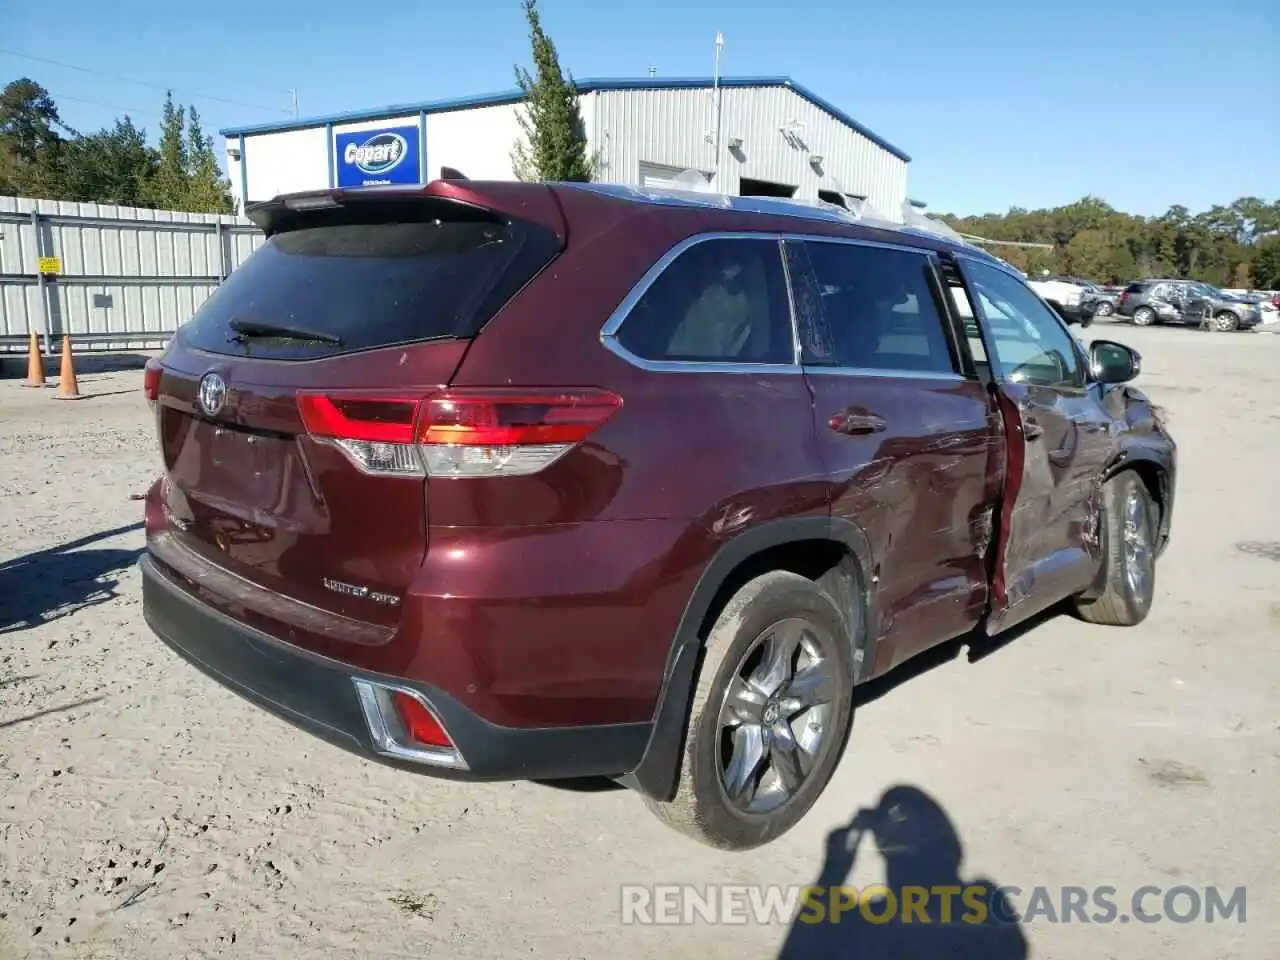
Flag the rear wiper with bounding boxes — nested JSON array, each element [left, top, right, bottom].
[[228, 317, 342, 345]]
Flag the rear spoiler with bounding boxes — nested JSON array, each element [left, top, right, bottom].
[[246, 180, 566, 242]]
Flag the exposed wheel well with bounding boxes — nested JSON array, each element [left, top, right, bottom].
[[1124, 460, 1167, 528], [694, 538, 866, 664]]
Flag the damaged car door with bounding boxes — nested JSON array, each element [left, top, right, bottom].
[[787, 238, 1001, 674], [955, 256, 1115, 635]]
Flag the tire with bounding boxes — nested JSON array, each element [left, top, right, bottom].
[[1095, 301, 1114, 317], [1132, 306, 1156, 327], [1213, 311, 1239, 332], [643, 570, 856, 850], [1073, 471, 1158, 626]]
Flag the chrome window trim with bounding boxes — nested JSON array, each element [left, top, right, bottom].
[[601, 230, 959, 376], [599, 231, 803, 374], [801, 366, 965, 382], [779, 233, 939, 257]]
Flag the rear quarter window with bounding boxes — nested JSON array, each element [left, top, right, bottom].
[[612, 237, 795, 365]]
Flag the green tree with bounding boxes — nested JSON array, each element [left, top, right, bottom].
[[0, 78, 73, 196], [185, 106, 236, 214], [57, 117, 157, 206], [940, 194, 1276, 288], [1251, 239, 1280, 290], [510, 0, 592, 182], [142, 92, 191, 208]]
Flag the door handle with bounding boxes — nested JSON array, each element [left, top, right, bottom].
[[829, 412, 887, 436], [1023, 418, 1044, 441]]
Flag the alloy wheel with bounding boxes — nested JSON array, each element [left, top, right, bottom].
[[1122, 489, 1153, 602], [716, 618, 837, 815]]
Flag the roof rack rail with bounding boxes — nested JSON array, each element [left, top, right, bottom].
[[558, 178, 990, 254]]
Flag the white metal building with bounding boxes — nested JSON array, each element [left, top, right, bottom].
[[220, 77, 912, 219]]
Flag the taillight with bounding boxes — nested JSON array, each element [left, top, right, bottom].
[[143, 358, 162, 409], [391, 691, 452, 748], [296, 388, 622, 478], [297, 393, 425, 476], [419, 389, 623, 477], [1119, 291, 1129, 304]]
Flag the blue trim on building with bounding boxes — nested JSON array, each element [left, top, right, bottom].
[[418, 110, 428, 183], [218, 76, 911, 163], [238, 134, 248, 208], [325, 122, 335, 188]]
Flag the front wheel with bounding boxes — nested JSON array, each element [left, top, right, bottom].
[[1213, 311, 1239, 332], [1132, 306, 1156, 327], [1073, 471, 1158, 626], [1095, 301, 1114, 317], [644, 570, 856, 850]]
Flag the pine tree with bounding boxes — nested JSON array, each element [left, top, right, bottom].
[[0, 78, 74, 197], [185, 106, 236, 214], [58, 117, 157, 206], [143, 92, 190, 209], [510, 0, 591, 182]]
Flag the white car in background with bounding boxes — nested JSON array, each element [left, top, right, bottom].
[[1026, 274, 1094, 326]]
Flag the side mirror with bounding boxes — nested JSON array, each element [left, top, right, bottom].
[[1090, 339, 1141, 384]]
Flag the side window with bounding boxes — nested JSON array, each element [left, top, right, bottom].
[[797, 241, 957, 375], [613, 237, 793, 364], [963, 260, 1084, 389]]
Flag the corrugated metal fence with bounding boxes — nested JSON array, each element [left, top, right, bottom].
[[0, 195, 264, 353]]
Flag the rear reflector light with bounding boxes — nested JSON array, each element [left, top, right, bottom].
[[391, 691, 453, 748], [143, 358, 162, 409], [296, 388, 622, 478]]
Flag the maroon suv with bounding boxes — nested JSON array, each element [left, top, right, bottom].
[[140, 179, 1176, 850]]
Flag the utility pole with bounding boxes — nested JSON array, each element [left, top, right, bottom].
[[712, 32, 724, 188], [288, 89, 299, 117]]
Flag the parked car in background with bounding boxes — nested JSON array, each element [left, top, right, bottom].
[[1116, 279, 1263, 331], [139, 180, 1177, 850], [1079, 281, 1122, 318], [1026, 274, 1093, 326]]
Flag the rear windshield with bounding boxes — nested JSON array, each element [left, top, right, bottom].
[[179, 202, 560, 359]]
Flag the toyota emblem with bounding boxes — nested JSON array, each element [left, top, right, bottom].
[[197, 371, 228, 418]]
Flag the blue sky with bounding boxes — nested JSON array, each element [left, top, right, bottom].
[[3, 0, 1276, 216]]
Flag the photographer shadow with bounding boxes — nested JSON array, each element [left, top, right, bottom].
[[777, 785, 1028, 960]]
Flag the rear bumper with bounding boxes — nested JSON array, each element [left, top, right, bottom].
[[140, 554, 650, 783]]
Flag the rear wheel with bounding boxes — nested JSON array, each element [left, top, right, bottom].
[[644, 570, 855, 850], [1074, 471, 1158, 626], [1095, 301, 1114, 317], [1132, 306, 1156, 327], [1213, 311, 1239, 332]]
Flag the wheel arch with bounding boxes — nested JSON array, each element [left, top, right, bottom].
[[1079, 453, 1172, 601], [617, 516, 875, 802]]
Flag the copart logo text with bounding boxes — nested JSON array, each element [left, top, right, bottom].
[[344, 132, 407, 175]]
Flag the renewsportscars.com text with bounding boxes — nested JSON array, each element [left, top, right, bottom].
[[620, 884, 1247, 926]]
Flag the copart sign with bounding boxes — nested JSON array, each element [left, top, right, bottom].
[[334, 124, 421, 188]]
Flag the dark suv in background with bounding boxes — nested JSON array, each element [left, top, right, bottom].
[[1117, 279, 1262, 331], [140, 180, 1176, 850]]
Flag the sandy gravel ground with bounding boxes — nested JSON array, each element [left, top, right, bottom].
[[1, 321, 1277, 959]]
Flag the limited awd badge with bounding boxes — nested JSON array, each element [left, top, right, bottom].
[[323, 577, 401, 606]]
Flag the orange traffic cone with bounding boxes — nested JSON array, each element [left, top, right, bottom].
[[54, 335, 82, 400], [22, 331, 46, 388]]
